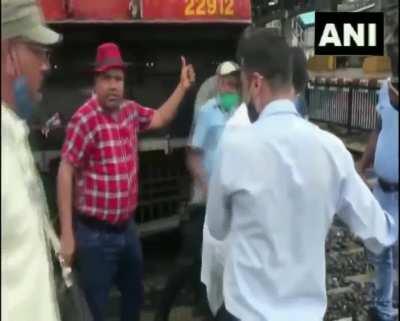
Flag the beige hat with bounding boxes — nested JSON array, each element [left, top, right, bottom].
[[216, 61, 240, 76], [1, 0, 61, 44]]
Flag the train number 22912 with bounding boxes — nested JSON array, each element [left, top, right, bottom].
[[184, 0, 235, 16]]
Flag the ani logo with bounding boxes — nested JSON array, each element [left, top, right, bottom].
[[315, 12, 384, 56]]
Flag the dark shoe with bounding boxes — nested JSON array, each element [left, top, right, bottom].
[[368, 307, 378, 321], [368, 307, 396, 321]]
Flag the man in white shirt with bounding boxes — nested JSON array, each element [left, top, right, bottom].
[[1, 0, 62, 320], [202, 45, 308, 317], [358, 24, 399, 321], [206, 28, 396, 321], [201, 44, 308, 318]]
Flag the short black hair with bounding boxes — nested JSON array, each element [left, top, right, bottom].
[[290, 47, 309, 94], [236, 27, 280, 62], [236, 28, 292, 90], [236, 25, 256, 62]]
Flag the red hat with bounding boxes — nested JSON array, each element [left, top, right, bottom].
[[94, 42, 129, 73]]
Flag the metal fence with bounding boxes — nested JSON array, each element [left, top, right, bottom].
[[306, 78, 383, 131]]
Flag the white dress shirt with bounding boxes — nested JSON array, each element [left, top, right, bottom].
[[206, 99, 396, 321], [226, 103, 251, 127], [1, 104, 60, 321]]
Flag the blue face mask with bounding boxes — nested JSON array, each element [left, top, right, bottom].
[[14, 76, 35, 121]]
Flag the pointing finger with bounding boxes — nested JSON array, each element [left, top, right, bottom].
[[181, 56, 187, 68]]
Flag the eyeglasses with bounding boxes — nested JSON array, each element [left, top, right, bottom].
[[12, 38, 52, 62], [24, 41, 52, 62]]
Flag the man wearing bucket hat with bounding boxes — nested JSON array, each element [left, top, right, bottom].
[[57, 42, 195, 321], [1, 0, 62, 320]]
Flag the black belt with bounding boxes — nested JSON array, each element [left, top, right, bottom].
[[76, 212, 131, 233], [378, 178, 399, 193]]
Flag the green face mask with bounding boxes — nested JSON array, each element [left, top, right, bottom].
[[218, 92, 240, 112]]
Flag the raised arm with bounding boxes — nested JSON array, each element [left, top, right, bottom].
[[148, 56, 195, 130]]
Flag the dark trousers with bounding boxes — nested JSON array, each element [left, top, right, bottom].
[[74, 216, 143, 321], [156, 204, 213, 319]]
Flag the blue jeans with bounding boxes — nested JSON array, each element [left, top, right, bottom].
[[74, 217, 144, 321], [368, 185, 399, 321]]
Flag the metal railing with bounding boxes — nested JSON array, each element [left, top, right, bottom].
[[306, 77, 383, 132]]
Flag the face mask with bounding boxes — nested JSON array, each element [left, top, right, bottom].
[[246, 100, 259, 123], [14, 76, 35, 121], [242, 75, 260, 123], [218, 92, 240, 113]]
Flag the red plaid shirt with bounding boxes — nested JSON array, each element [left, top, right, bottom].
[[61, 96, 155, 224]]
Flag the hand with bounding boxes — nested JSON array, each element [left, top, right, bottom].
[[179, 56, 196, 90], [60, 231, 76, 267]]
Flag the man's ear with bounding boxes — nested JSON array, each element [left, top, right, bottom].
[[252, 72, 264, 96], [7, 43, 23, 78], [5, 49, 17, 77]]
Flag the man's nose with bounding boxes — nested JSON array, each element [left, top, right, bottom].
[[109, 78, 119, 89]]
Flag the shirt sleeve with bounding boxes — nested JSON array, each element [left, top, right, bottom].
[[61, 113, 94, 168], [1, 134, 26, 239], [135, 103, 155, 132], [190, 108, 210, 150], [336, 148, 397, 255]]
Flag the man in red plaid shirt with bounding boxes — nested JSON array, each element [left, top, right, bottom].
[[57, 42, 195, 321]]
